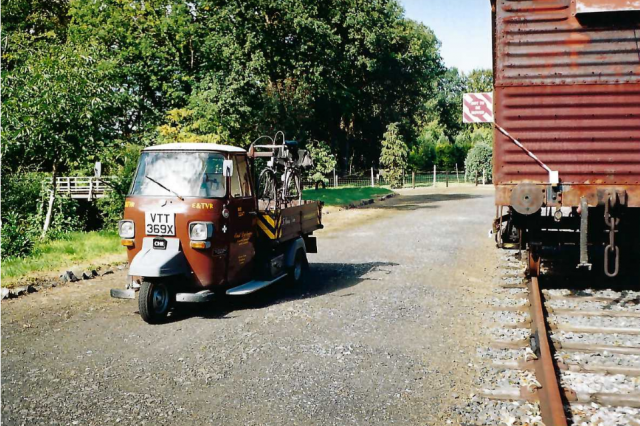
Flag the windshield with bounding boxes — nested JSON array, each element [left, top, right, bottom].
[[130, 151, 226, 198]]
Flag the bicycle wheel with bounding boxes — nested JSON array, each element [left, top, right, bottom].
[[258, 168, 278, 201], [284, 170, 301, 202]]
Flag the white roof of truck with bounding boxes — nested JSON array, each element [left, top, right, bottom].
[[144, 143, 246, 153]]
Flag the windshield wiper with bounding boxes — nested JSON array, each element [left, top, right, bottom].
[[145, 175, 185, 201]]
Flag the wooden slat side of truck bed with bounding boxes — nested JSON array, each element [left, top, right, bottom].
[[257, 201, 322, 243]]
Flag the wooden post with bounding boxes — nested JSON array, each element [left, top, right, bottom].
[[371, 167, 374, 188], [433, 165, 437, 188], [88, 177, 93, 201], [333, 168, 337, 187], [483, 169, 486, 185], [412, 171, 415, 189], [446, 171, 449, 188], [455, 163, 460, 184], [475, 170, 479, 186]]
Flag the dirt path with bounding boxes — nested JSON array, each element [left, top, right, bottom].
[[2, 186, 497, 426]]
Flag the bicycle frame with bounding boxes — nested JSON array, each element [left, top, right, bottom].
[[248, 132, 303, 209]]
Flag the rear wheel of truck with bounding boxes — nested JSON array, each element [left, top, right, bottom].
[[138, 280, 172, 324], [288, 250, 307, 285]]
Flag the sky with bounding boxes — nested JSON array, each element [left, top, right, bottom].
[[400, 0, 493, 73]]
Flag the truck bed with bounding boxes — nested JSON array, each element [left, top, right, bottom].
[[256, 200, 322, 243]]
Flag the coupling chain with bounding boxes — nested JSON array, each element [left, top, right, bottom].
[[604, 196, 620, 278]]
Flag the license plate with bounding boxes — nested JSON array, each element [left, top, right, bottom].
[[145, 212, 175, 236], [153, 238, 167, 250]]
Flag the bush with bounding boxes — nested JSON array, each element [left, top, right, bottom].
[[0, 197, 86, 260], [380, 123, 408, 189], [435, 141, 456, 170], [408, 122, 441, 171], [1, 212, 39, 259], [41, 197, 87, 239], [1, 171, 46, 216], [408, 122, 473, 172], [1, 172, 46, 259], [408, 140, 436, 171], [1, 171, 90, 259], [305, 140, 337, 184], [464, 142, 493, 182]]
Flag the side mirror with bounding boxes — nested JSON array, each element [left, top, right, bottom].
[[223, 159, 234, 177]]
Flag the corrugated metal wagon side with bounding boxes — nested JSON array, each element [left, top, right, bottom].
[[491, 0, 640, 276]]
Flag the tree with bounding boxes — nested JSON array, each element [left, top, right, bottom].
[[68, 0, 202, 137], [464, 142, 493, 183], [1, 0, 71, 68], [429, 67, 467, 138], [408, 121, 454, 171], [408, 139, 436, 172], [96, 144, 144, 228], [306, 140, 337, 185], [191, 0, 443, 163], [425, 67, 494, 140], [408, 122, 438, 170], [379, 123, 408, 188], [2, 42, 125, 236], [467, 68, 493, 93], [470, 127, 492, 145], [156, 109, 223, 144]]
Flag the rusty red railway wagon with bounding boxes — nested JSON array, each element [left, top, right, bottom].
[[490, 0, 640, 276]]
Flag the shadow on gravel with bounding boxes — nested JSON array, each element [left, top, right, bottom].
[[163, 261, 398, 323], [376, 193, 488, 211]]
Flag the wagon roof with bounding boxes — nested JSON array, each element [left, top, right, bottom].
[[143, 143, 246, 153]]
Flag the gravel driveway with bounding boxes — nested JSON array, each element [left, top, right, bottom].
[[2, 186, 497, 426]]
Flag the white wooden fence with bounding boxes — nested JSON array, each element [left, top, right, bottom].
[[43, 176, 116, 200]]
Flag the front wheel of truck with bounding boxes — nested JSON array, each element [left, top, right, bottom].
[[138, 280, 172, 324]]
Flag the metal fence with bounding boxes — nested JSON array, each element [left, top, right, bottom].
[[304, 169, 490, 189]]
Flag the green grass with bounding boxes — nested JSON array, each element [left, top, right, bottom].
[[303, 186, 394, 206], [1, 230, 124, 284]]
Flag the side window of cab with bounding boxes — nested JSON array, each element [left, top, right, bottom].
[[231, 155, 252, 198]]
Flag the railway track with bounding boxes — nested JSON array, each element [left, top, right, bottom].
[[470, 251, 640, 425]]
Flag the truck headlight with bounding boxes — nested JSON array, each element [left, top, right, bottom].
[[118, 220, 135, 238], [189, 222, 213, 241]]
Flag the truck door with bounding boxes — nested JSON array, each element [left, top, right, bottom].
[[227, 154, 257, 285]]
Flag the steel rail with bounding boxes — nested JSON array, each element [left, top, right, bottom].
[[528, 276, 568, 426]]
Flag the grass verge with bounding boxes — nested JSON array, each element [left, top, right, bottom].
[[303, 186, 393, 206], [1, 230, 125, 285]]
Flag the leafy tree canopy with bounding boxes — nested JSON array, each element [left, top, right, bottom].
[[1, 41, 127, 172]]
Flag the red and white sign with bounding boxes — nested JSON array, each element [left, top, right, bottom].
[[463, 93, 494, 123]]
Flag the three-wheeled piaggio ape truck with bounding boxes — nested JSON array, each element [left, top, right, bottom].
[[110, 142, 322, 323]]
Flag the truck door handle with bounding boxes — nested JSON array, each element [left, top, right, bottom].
[[248, 211, 258, 216]]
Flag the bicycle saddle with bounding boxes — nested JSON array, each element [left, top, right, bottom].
[[285, 140, 299, 150]]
